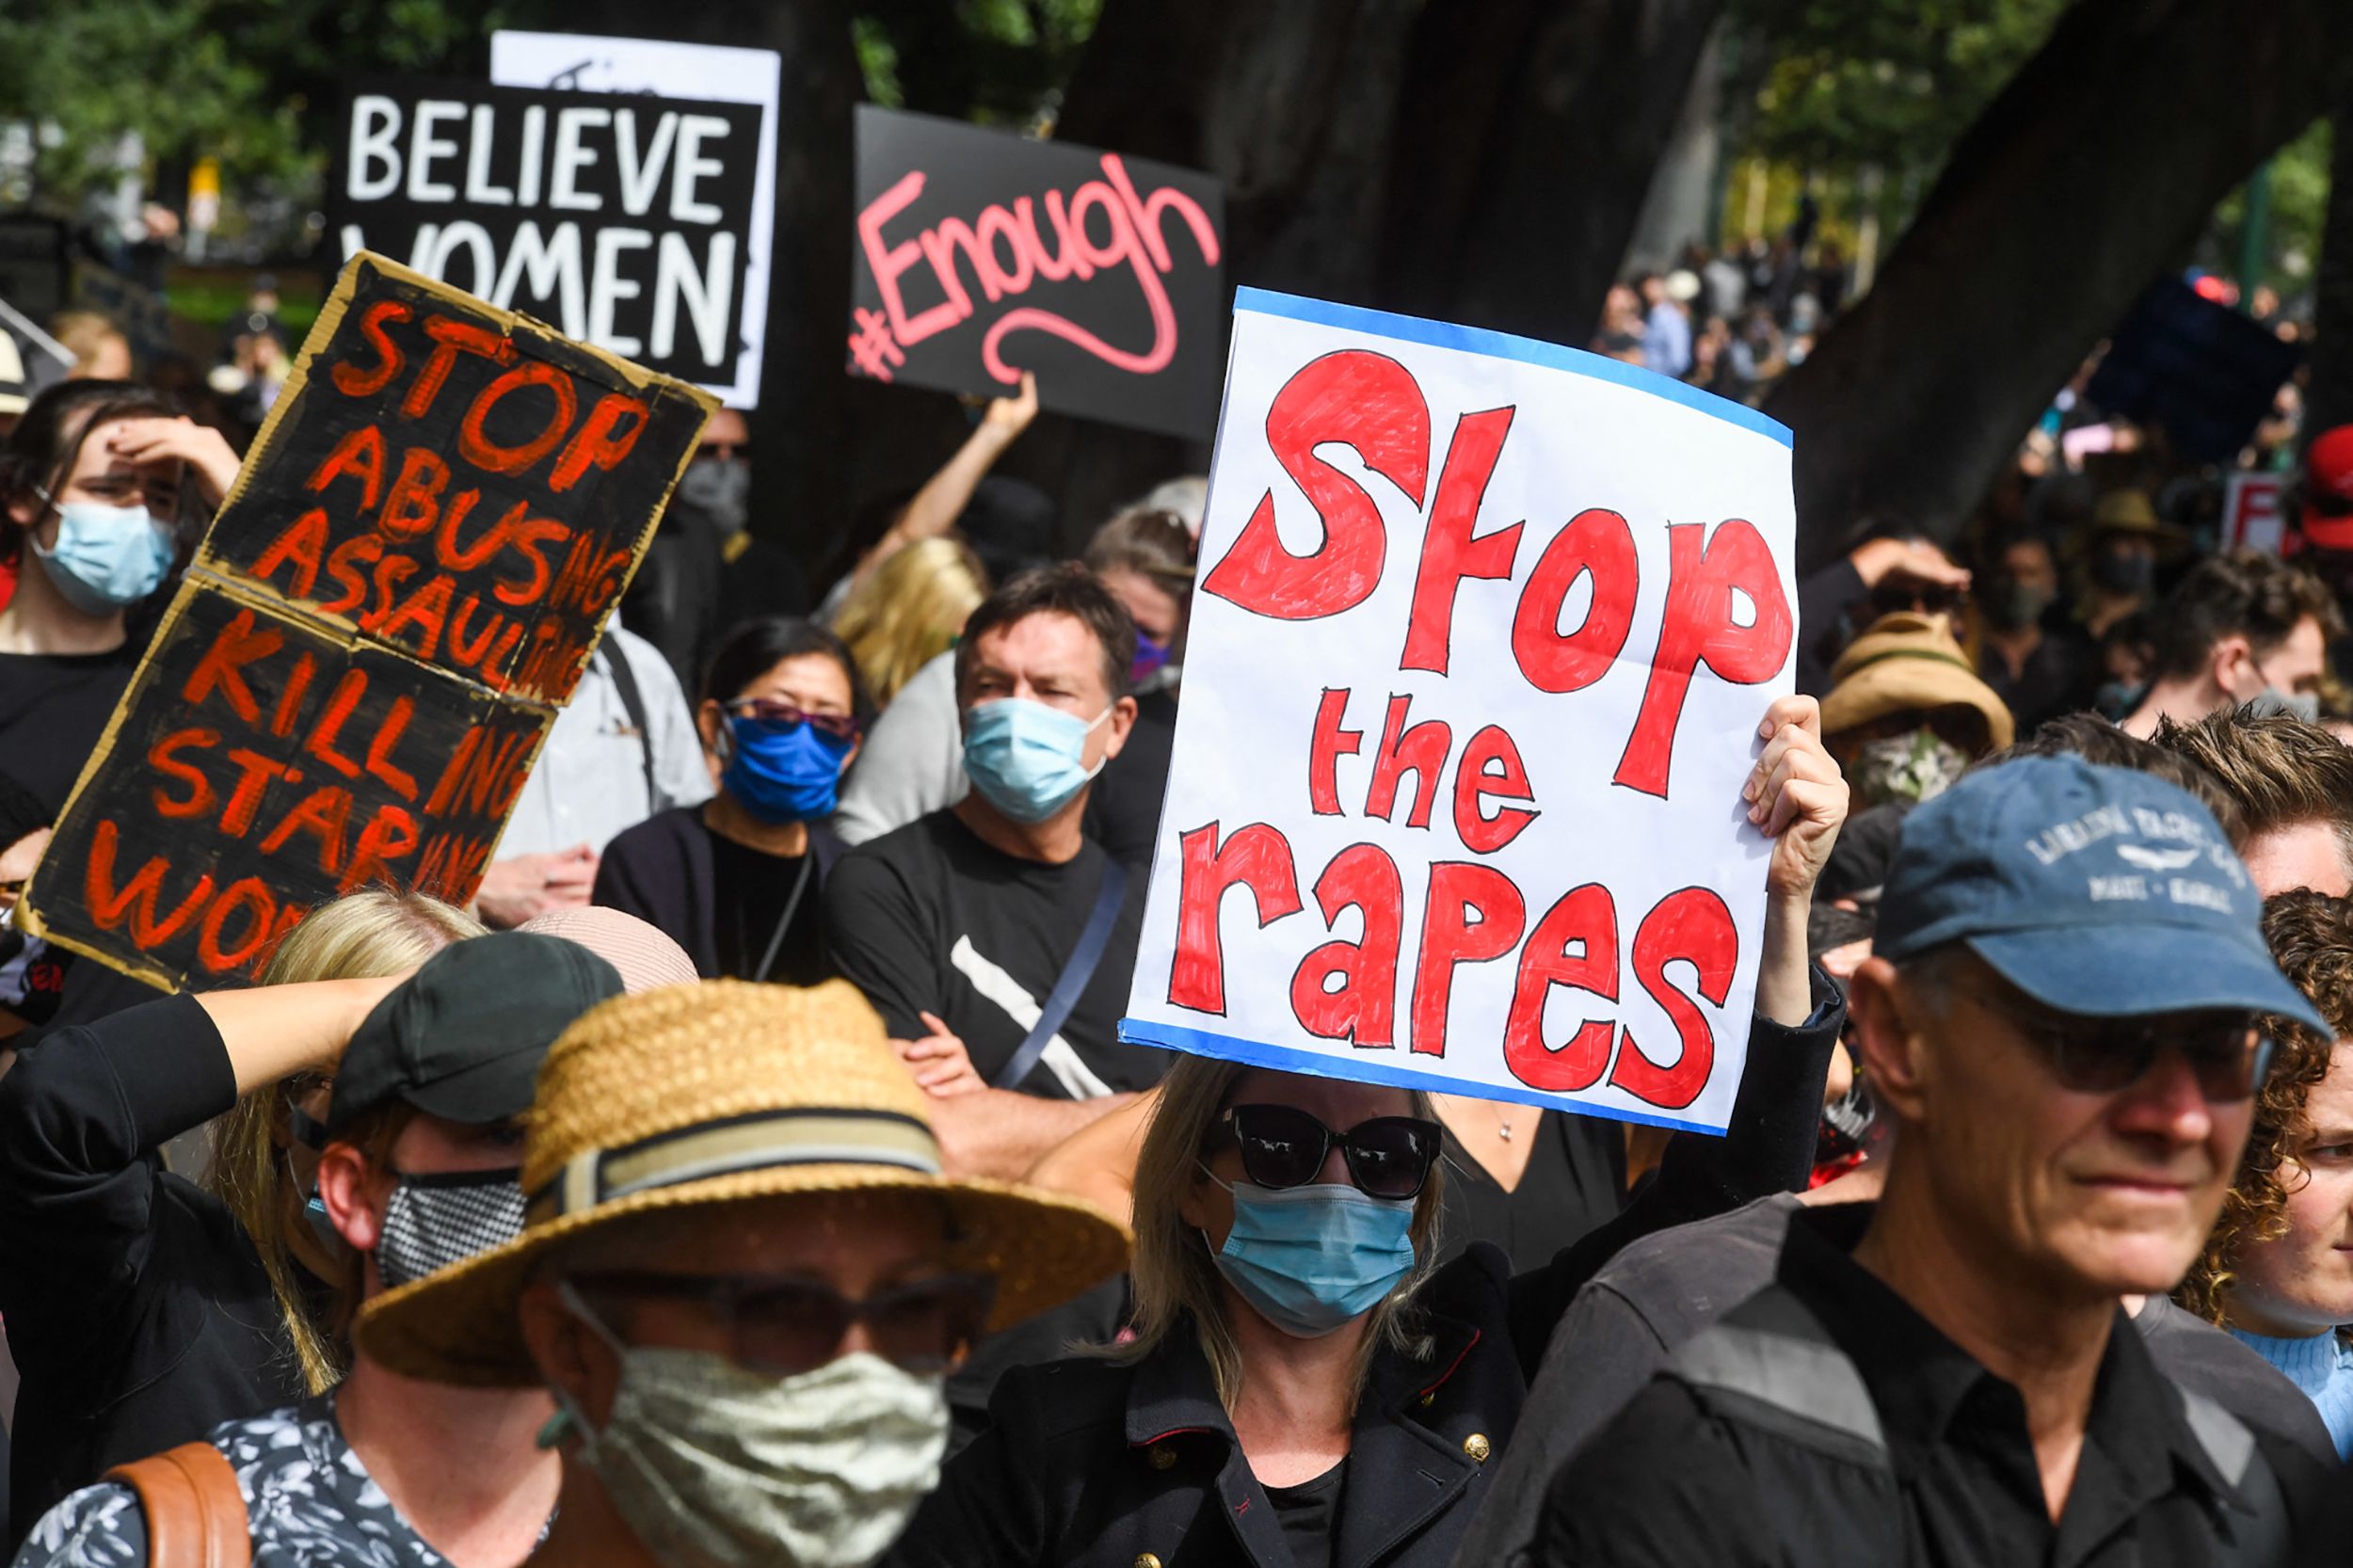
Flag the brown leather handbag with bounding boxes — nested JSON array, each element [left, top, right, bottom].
[[104, 1441, 251, 1568]]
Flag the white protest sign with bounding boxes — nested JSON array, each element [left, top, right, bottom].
[[490, 30, 780, 408], [2222, 472, 2285, 553], [1118, 289, 1799, 1133]]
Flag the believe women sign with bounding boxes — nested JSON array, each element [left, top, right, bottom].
[[1120, 290, 1799, 1132]]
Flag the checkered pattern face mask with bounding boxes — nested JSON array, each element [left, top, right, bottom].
[[376, 1168, 526, 1290]]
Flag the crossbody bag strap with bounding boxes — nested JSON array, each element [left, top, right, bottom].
[[993, 858, 1128, 1092], [600, 640, 661, 811]]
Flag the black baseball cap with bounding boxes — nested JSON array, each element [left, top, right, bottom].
[[323, 933, 624, 1138]]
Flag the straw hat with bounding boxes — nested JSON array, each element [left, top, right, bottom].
[[1819, 611, 2015, 752], [356, 979, 1132, 1387], [2088, 488, 2190, 556]]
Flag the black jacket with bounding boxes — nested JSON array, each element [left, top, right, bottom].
[[591, 805, 848, 978], [892, 1245, 1526, 1568], [890, 985, 1845, 1568], [0, 994, 302, 1547]]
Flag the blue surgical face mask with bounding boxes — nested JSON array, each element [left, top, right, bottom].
[[722, 712, 854, 824], [1198, 1166, 1417, 1339], [961, 698, 1111, 824], [29, 498, 175, 615]]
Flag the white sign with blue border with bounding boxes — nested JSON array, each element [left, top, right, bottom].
[[1118, 287, 1799, 1133]]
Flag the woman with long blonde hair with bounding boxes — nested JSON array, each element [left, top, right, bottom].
[[832, 535, 989, 709], [206, 888, 485, 1392]]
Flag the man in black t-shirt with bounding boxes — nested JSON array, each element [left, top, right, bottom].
[[826, 565, 1168, 1180]]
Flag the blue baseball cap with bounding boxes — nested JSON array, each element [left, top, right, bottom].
[[1876, 755, 2329, 1035]]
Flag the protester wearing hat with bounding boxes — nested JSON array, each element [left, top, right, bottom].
[[1533, 757, 2349, 1565], [2294, 424, 2353, 673], [2073, 488, 2187, 640], [2121, 550, 2341, 739], [11, 932, 627, 1568], [1819, 610, 2015, 809], [1449, 718, 2330, 1568], [352, 978, 1128, 1568]]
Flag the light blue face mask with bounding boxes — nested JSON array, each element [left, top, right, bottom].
[[1199, 1166, 1417, 1339], [29, 498, 175, 615], [961, 698, 1111, 824]]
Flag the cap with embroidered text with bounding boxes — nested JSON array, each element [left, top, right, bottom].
[[1876, 756, 2329, 1033]]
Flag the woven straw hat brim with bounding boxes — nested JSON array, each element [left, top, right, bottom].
[[1821, 659, 2015, 752], [354, 1162, 1131, 1388]]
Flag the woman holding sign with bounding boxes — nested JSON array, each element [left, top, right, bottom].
[[890, 696, 1849, 1568], [0, 381, 240, 1032]]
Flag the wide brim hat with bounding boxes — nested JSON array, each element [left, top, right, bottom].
[[356, 979, 1131, 1387], [2086, 488, 2191, 558], [1819, 611, 2015, 753]]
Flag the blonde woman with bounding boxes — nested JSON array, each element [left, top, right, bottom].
[[0, 889, 476, 1534], [207, 889, 486, 1393], [893, 694, 1852, 1568], [832, 535, 989, 709]]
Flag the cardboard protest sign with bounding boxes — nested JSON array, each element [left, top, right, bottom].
[[849, 105, 1225, 440], [20, 251, 714, 991], [197, 251, 712, 705], [489, 31, 782, 409], [332, 79, 762, 394], [1119, 290, 1799, 1133]]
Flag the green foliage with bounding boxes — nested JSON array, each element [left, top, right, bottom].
[[0, 0, 508, 211], [853, 0, 1101, 127], [1723, 0, 2070, 176], [2211, 118, 2333, 294]]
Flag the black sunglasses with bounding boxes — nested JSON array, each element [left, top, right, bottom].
[[1970, 990, 2275, 1102], [1214, 1104, 1442, 1200], [724, 697, 860, 742], [568, 1269, 994, 1377]]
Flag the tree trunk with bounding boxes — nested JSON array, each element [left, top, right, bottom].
[[1767, 0, 2353, 573], [509, 0, 859, 567], [2304, 109, 2353, 452], [1377, 0, 1723, 344]]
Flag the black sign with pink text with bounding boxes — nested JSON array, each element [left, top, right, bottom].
[[848, 105, 1225, 440]]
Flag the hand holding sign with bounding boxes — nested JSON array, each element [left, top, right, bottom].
[[1121, 290, 1809, 1132]]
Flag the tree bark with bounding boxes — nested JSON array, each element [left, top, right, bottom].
[[1378, 0, 1723, 345], [508, 0, 859, 566], [1767, 0, 2353, 573]]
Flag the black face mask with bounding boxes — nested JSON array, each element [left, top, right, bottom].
[[2092, 549, 2155, 598], [375, 1167, 525, 1289]]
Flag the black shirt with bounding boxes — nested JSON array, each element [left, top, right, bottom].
[[1435, 1113, 1625, 1273], [1082, 688, 1177, 872], [824, 808, 1167, 1095], [1269, 1460, 1346, 1568], [1460, 1195, 2341, 1568], [0, 645, 140, 818], [0, 993, 304, 1546], [1534, 1207, 2346, 1567], [707, 831, 826, 984]]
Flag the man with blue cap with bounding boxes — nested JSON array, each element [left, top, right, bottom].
[[1534, 756, 2348, 1565]]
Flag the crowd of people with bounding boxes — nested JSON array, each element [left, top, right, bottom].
[[0, 276, 2349, 1568]]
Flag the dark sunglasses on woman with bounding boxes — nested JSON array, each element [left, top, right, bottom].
[[1213, 1104, 1443, 1200], [724, 696, 861, 742]]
